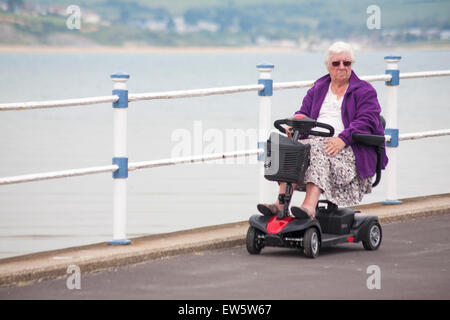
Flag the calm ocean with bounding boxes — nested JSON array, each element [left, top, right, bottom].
[[0, 49, 449, 258]]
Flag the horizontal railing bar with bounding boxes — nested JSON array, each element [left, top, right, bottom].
[[130, 74, 394, 100], [0, 95, 119, 111], [273, 80, 315, 90], [0, 150, 263, 185], [273, 74, 392, 91], [1, 70, 449, 110], [271, 71, 450, 92], [128, 149, 263, 171], [399, 129, 450, 141], [0, 165, 118, 185], [1, 127, 449, 185], [361, 74, 393, 82], [400, 70, 450, 80], [128, 84, 264, 102]]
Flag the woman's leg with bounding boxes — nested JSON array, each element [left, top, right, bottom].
[[301, 182, 323, 218], [262, 182, 320, 217], [268, 182, 296, 211], [259, 182, 296, 215]]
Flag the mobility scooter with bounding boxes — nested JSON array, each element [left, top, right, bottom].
[[246, 114, 386, 258]]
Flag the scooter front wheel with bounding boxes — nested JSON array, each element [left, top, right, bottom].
[[362, 221, 382, 250], [246, 226, 263, 254], [303, 228, 320, 258]]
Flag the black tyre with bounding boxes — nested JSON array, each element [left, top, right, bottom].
[[362, 221, 382, 250], [246, 226, 263, 254], [303, 228, 320, 258]]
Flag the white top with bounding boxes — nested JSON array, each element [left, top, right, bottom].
[[316, 84, 345, 137]]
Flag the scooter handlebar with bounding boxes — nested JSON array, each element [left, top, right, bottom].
[[309, 122, 335, 137], [274, 117, 334, 138]]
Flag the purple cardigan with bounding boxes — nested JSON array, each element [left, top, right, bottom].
[[294, 71, 388, 179]]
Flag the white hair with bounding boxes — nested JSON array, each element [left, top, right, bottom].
[[324, 41, 356, 66]]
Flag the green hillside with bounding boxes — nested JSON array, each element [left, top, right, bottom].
[[1, 0, 449, 47]]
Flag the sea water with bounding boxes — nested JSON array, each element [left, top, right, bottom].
[[0, 49, 449, 258]]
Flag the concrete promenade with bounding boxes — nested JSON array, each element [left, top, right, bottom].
[[1, 193, 450, 288]]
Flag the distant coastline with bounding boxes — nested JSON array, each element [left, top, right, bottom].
[[1, 43, 450, 54]]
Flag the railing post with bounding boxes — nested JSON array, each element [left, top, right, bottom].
[[108, 72, 131, 245], [383, 55, 402, 205], [257, 63, 276, 203]]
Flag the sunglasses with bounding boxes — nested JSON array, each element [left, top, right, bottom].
[[331, 60, 352, 67]]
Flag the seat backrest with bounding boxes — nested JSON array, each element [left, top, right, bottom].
[[351, 114, 386, 187], [380, 115, 386, 130]]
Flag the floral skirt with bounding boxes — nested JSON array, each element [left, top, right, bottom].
[[296, 137, 373, 207]]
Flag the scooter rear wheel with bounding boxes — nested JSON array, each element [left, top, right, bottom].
[[246, 226, 263, 254], [303, 228, 320, 258]]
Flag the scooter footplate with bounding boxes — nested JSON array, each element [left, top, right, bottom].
[[321, 233, 354, 246]]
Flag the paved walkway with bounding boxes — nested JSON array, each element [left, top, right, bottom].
[[1, 214, 450, 299], [0, 193, 449, 288]]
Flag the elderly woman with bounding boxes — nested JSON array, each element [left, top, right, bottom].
[[258, 41, 388, 219]]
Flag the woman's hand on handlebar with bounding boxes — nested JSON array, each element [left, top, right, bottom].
[[285, 126, 294, 138]]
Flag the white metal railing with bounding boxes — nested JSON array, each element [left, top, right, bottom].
[[0, 95, 118, 111], [1, 71, 449, 111], [128, 84, 264, 102], [399, 129, 450, 141], [128, 149, 262, 171], [0, 165, 118, 185], [399, 70, 450, 80], [4, 125, 450, 185], [1, 58, 449, 244]]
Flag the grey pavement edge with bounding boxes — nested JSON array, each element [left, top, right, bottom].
[[1, 193, 449, 287]]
